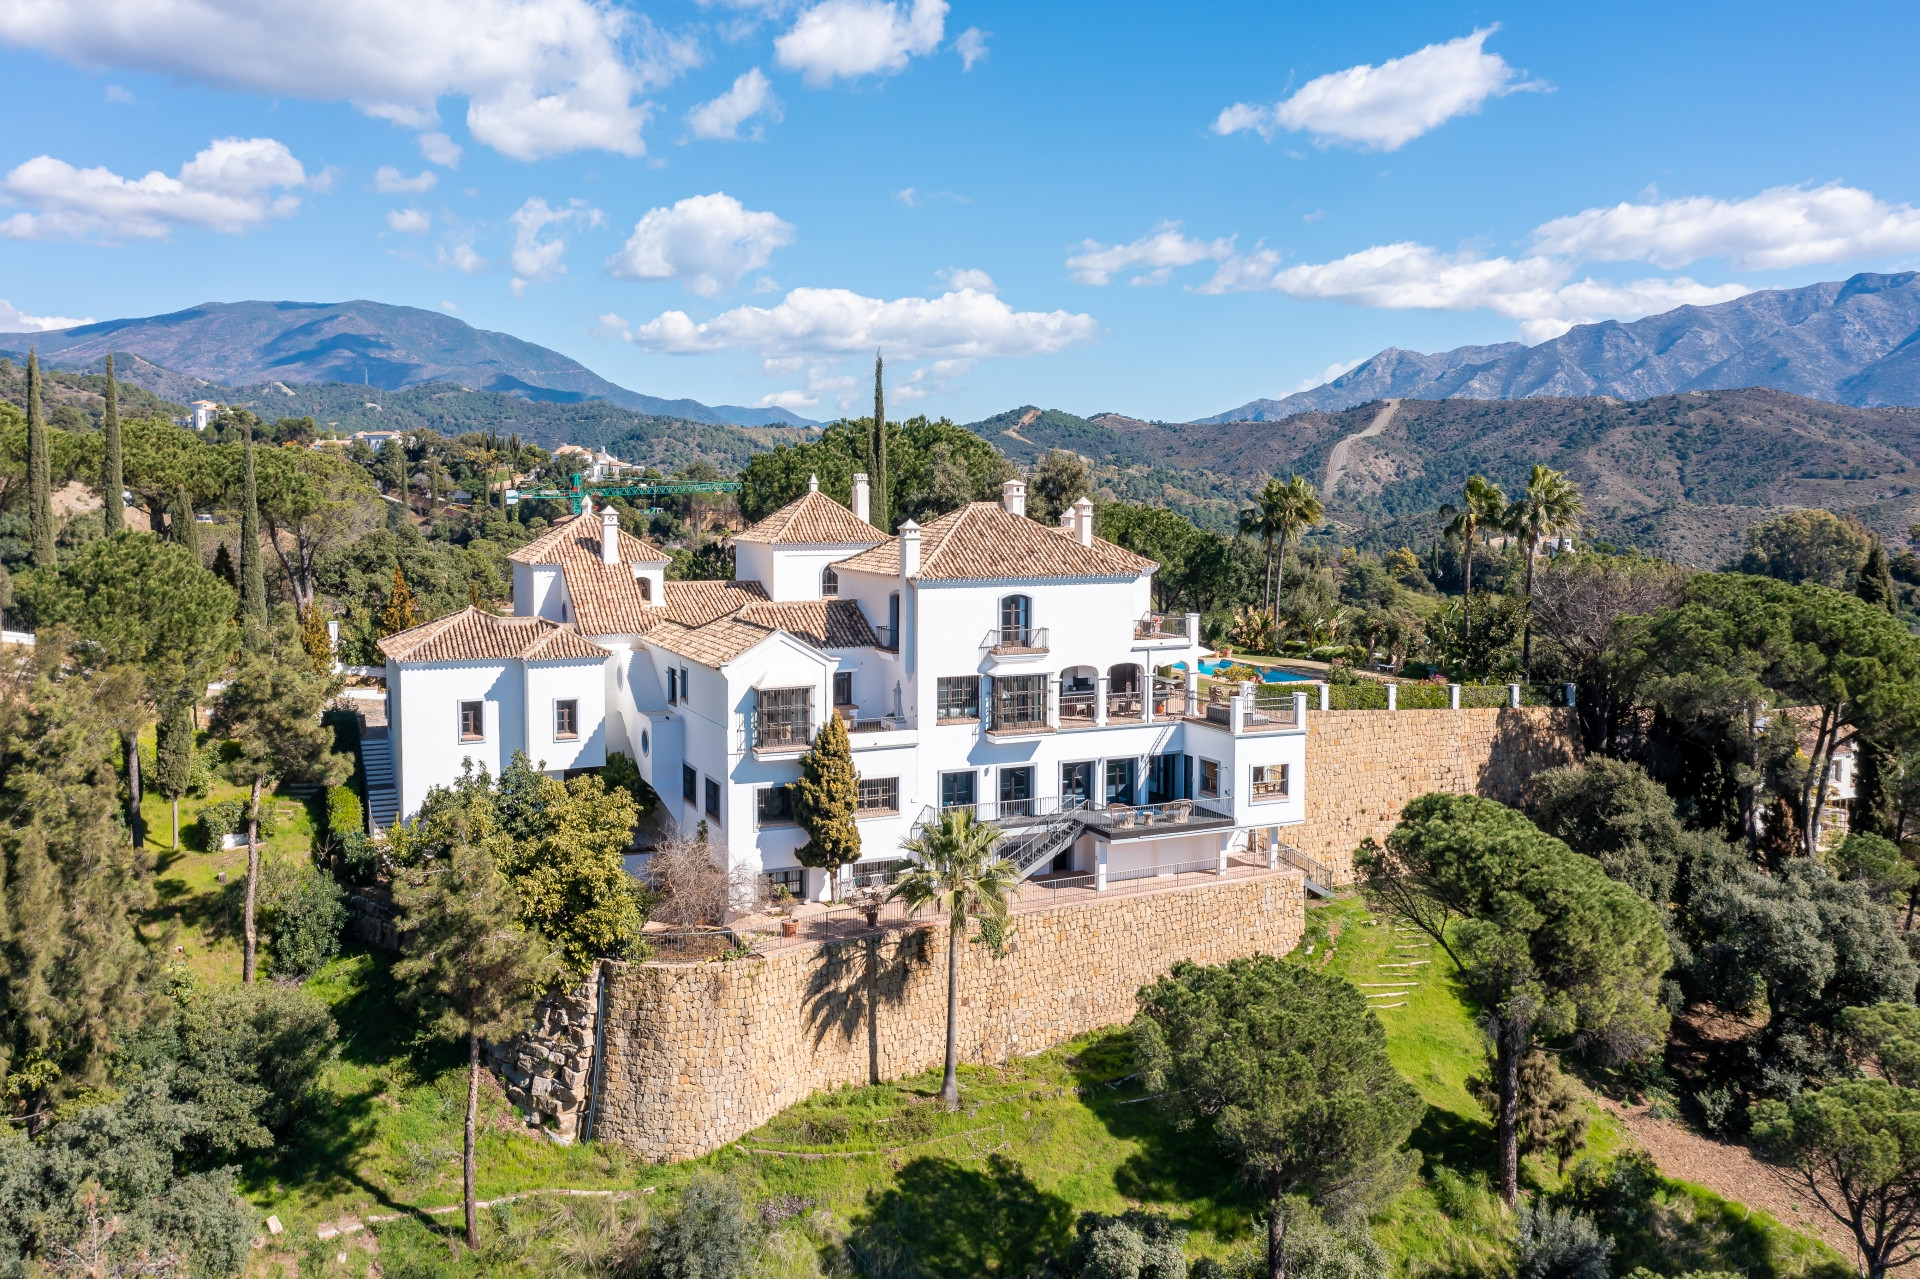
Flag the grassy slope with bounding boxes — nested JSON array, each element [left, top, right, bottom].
[[213, 880, 1850, 1279]]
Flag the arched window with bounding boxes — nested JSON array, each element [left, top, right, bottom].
[[999, 595, 1033, 646], [637, 576, 652, 601], [821, 566, 839, 597]]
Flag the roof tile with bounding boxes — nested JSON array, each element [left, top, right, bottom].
[[378, 608, 609, 663], [833, 502, 1155, 582], [735, 489, 885, 546]]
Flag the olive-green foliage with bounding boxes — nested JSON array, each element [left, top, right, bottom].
[[737, 415, 1013, 527], [198, 795, 279, 848], [1737, 509, 1874, 589], [1753, 1079, 1920, 1279], [1515, 1201, 1612, 1279], [240, 431, 268, 622], [1466, 1049, 1590, 1170], [120, 975, 337, 1160], [212, 607, 348, 798], [1839, 1002, 1920, 1089], [1833, 832, 1917, 904], [601, 750, 657, 818], [325, 784, 365, 845], [0, 1076, 254, 1278], [1529, 757, 1725, 905], [792, 715, 861, 876], [639, 1174, 758, 1279], [1135, 956, 1423, 1279], [1068, 1209, 1187, 1279], [265, 862, 348, 980], [1191, 1201, 1388, 1279]]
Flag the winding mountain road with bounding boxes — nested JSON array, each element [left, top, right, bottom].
[[1323, 398, 1399, 497]]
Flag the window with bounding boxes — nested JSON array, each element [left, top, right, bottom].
[[991, 674, 1047, 732], [849, 858, 907, 890], [667, 668, 678, 704], [1148, 752, 1181, 804], [821, 566, 838, 597], [999, 766, 1035, 817], [554, 700, 578, 740], [755, 687, 812, 749], [857, 776, 900, 815], [766, 867, 805, 899], [459, 701, 484, 742], [940, 770, 977, 810], [705, 777, 722, 821], [1251, 763, 1289, 802], [638, 576, 652, 601], [887, 592, 900, 646], [998, 594, 1033, 646], [682, 763, 698, 803], [834, 671, 854, 706], [1199, 758, 1220, 798], [1105, 758, 1137, 807], [1061, 761, 1094, 810], [936, 676, 980, 721], [757, 785, 795, 827]]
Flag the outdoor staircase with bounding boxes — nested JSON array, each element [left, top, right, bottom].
[[1272, 841, 1335, 897], [993, 811, 1085, 880], [359, 724, 398, 833]]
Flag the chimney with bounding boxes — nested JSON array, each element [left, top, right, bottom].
[[808, 473, 819, 493], [898, 519, 921, 578], [852, 472, 871, 523], [1059, 508, 1075, 530], [601, 506, 620, 565], [1001, 478, 1026, 518], [1072, 496, 1094, 547]]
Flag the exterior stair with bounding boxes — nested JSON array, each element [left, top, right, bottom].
[[993, 812, 1085, 880], [358, 724, 399, 833], [1272, 842, 1335, 897]]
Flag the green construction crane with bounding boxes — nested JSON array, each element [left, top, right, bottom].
[[510, 473, 741, 515]]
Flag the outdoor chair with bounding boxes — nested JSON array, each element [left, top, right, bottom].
[[1165, 800, 1193, 823], [1108, 805, 1136, 829]]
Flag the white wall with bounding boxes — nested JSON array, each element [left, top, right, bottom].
[[525, 658, 610, 773], [393, 660, 525, 818], [739, 543, 876, 602], [513, 563, 565, 621]]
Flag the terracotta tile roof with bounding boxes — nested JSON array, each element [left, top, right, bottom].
[[654, 579, 770, 626], [643, 617, 779, 667], [507, 513, 671, 565], [735, 489, 885, 546], [738, 600, 880, 650], [833, 502, 1156, 582], [378, 608, 610, 664]]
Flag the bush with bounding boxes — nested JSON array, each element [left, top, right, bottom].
[[266, 862, 349, 979], [325, 784, 364, 842], [1069, 1210, 1186, 1279], [335, 829, 382, 885], [1515, 1202, 1612, 1279], [1213, 664, 1262, 685], [641, 1175, 756, 1279], [197, 795, 278, 848], [1190, 1202, 1385, 1279]]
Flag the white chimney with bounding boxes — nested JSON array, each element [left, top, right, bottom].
[[1059, 508, 1075, 530], [808, 473, 819, 493], [1072, 496, 1094, 547], [601, 506, 620, 565], [852, 472, 871, 523], [1001, 478, 1026, 518], [580, 494, 593, 518], [898, 519, 921, 578]]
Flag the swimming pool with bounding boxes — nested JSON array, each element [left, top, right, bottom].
[[1171, 660, 1315, 682]]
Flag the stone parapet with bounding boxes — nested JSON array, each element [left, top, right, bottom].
[[587, 869, 1305, 1162], [1293, 706, 1580, 882]]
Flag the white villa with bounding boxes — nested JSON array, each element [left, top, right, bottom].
[[377, 476, 1308, 897]]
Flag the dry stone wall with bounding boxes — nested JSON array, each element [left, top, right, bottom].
[[587, 870, 1305, 1162], [488, 974, 603, 1144], [1292, 706, 1581, 882]]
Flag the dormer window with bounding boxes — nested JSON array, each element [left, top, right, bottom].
[[821, 566, 839, 598], [637, 576, 652, 601], [999, 595, 1033, 647]]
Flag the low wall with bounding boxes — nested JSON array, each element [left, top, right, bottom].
[[1292, 706, 1581, 882], [587, 869, 1305, 1162]]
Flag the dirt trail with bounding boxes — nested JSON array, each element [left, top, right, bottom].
[[1322, 398, 1398, 496]]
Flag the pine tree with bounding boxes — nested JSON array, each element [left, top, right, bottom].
[[239, 427, 267, 623], [26, 350, 54, 568], [153, 697, 196, 849], [101, 353, 124, 535], [378, 567, 420, 636], [791, 713, 861, 897], [871, 352, 889, 532], [173, 483, 201, 564]]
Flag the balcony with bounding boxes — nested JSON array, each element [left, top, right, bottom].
[[1134, 613, 1190, 640], [981, 626, 1050, 657]]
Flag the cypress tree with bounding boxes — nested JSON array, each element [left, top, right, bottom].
[[153, 697, 196, 850], [299, 602, 334, 674], [26, 350, 53, 567], [378, 567, 420, 636], [871, 352, 888, 532], [239, 427, 267, 623], [791, 713, 861, 899], [174, 483, 201, 564], [1859, 540, 1897, 614], [101, 353, 124, 534]]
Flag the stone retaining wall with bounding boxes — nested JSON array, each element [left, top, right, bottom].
[[585, 869, 1305, 1161], [1292, 706, 1581, 882], [488, 974, 603, 1145]]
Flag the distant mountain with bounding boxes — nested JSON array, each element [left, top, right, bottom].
[[9, 299, 817, 428], [1200, 272, 1920, 422]]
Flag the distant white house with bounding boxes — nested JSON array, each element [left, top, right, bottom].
[[188, 400, 220, 430], [354, 430, 402, 454]]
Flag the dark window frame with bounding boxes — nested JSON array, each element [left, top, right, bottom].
[[991, 673, 1047, 732], [1250, 763, 1289, 802], [682, 763, 698, 803], [756, 785, 795, 827], [705, 776, 723, 822], [939, 770, 977, 810], [554, 699, 579, 740], [856, 776, 900, 815], [936, 675, 980, 721], [1199, 758, 1221, 798], [998, 594, 1033, 646], [754, 686, 813, 749], [459, 700, 484, 742], [821, 566, 839, 597], [833, 670, 854, 706]]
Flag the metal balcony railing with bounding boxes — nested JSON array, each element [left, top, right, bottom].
[[1134, 613, 1190, 640], [750, 709, 813, 751], [981, 626, 1050, 654], [1059, 689, 1098, 721]]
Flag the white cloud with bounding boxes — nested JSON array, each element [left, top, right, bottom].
[[104, 83, 133, 103], [686, 67, 780, 140], [0, 136, 309, 241], [374, 165, 437, 194], [1066, 220, 1235, 286], [773, 0, 945, 86], [938, 267, 996, 293], [894, 355, 973, 400], [756, 388, 819, 409], [439, 299, 460, 313], [387, 207, 432, 233], [953, 26, 986, 70], [0, 298, 90, 332], [1294, 357, 1364, 393], [1199, 240, 1749, 343], [589, 311, 632, 339], [1532, 182, 1920, 271], [509, 196, 599, 295], [0, 0, 702, 160], [1212, 27, 1543, 151], [605, 191, 794, 297], [418, 131, 464, 167], [436, 242, 490, 273], [631, 284, 1098, 359]]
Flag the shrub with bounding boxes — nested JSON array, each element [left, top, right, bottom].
[[325, 784, 364, 843], [1515, 1202, 1612, 1279], [1190, 1202, 1385, 1279], [197, 795, 278, 848], [335, 829, 382, 885], [642, 1175, 756, 1279], [1213, 664, 1262, 685], [1070, 1210, 1186, 1279], [266, 862, 348, 979]]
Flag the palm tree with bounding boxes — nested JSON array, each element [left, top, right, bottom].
[[1440, 475, 1507, 645], [1504, 464, 1585, 679], [1239, 475, 1324, 615], [888, 809, 1019, 1109]]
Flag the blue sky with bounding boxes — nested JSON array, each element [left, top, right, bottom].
[[1, 0, 1917, 423]]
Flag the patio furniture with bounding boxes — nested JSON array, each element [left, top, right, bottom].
[[1165, 800, 1193, 823], [1108, 805, 1136, 829]]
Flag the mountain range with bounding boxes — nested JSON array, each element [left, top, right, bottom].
[[1202, 271, 1920, 422], [7, 299, 817, 428]]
